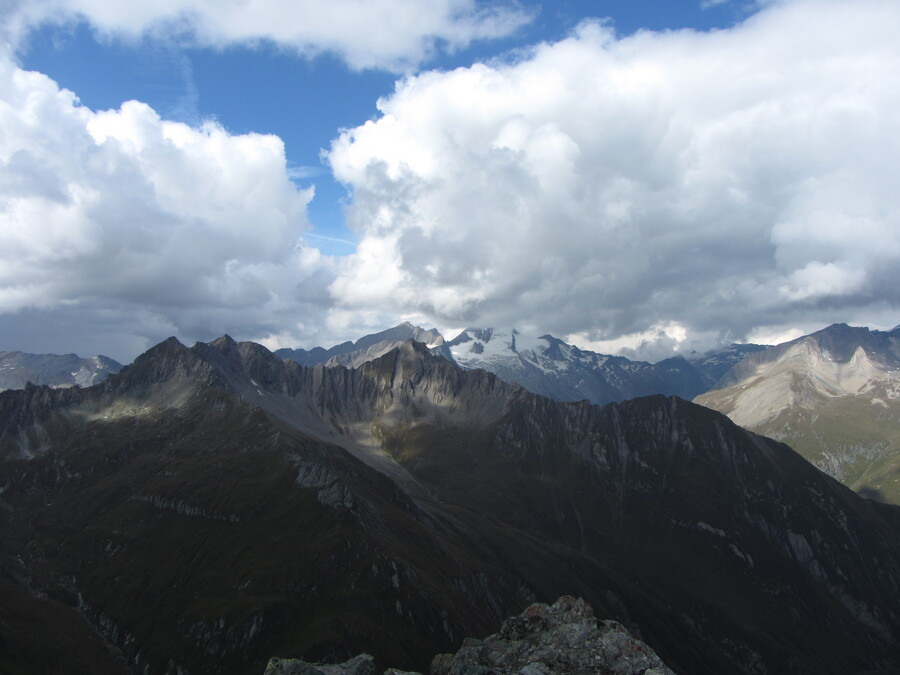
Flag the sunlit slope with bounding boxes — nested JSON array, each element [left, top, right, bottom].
[[696, 324, 900, 503]]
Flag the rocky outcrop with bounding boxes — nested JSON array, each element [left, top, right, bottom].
[[264, 653, 377, 674], [429, 596, 673, 675], [264, 597, 673, 675]]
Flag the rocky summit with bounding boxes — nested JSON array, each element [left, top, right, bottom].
[[430, 595, 673, 675], [264, 596, 672, 675]]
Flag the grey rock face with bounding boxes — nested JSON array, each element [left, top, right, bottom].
[[430, 596, 673, 675], [264, 653, 375, 674]]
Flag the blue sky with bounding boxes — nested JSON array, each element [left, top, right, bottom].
[[17, 1, 750, 253], [1, 0, 898, 362]]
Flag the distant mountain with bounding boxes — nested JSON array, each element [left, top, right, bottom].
[[688, 343, 771, 387], [436, 327, 712, 405], [1, 336, 899, 674], [0, 351, 122, 392], [276, 322, 444, 367], [695, 323, 900, 504], [278, 325, 767, 407]]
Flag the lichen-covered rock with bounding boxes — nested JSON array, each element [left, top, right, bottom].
[[264, 653, 375, 675], [430, 596, 673, 675]]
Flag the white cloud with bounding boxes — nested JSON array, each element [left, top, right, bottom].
[[746, 325, 804, 346], [4, 0, 532, 71], [327, 0, 900, 354], [0, 54, 336, 360], [567, 321, 694, 363]]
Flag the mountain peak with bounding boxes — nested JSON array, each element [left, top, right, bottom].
[[0, 350, 125, 392], [278, 323, 445, 368], [136, 336, 187, 361], [209, 334, 238, 349]]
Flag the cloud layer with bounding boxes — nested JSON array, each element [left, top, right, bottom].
[[0, 55, 334, 359], [5, 0, 531, 71], [328, 0, 900, 354]]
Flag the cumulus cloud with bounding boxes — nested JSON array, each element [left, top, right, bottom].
[[4, 0, 532, 71], [3, 0, 899, 363], [0, 54, 335, 360], [327, 0, 900, 355]]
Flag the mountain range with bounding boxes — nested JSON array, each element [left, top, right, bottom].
[[0, 350, 122, 392], [5, 321, 895, 506], [278, 324, 766, 406], [437, 327, 767, 405], [278, 322, 899, 505], [1, 335, 898, 674], [696, 323, 900, 505]]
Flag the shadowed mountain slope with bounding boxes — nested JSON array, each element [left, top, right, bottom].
[[0, 337, 898, 674]]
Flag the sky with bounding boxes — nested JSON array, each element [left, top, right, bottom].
[[0, 0, 898, 364]]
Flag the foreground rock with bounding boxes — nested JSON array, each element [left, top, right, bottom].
[[265, 596, 673, 675], [264, 653, 378, 674]]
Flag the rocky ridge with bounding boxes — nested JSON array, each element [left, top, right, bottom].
[[275, 322, 444, 368], [264, 596, 673, 675]]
